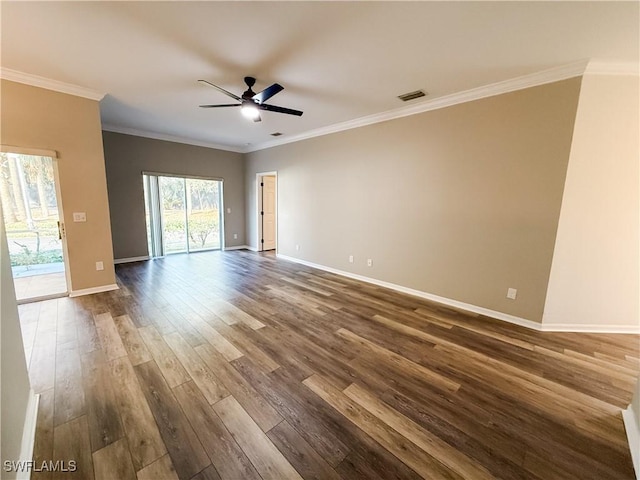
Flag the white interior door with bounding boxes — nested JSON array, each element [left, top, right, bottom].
[[262, 175, 276, 251]]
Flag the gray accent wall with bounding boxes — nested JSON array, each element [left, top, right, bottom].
[[103, 132, 245, 260], [245, 78, 582, 323]]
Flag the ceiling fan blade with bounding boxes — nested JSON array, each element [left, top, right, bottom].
[[253, 83, 284, 104], [259, 103, 303, 116], [199, 104, 241, 108], [198, 80, 242, 101]]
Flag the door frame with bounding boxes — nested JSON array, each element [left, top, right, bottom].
[[0, 145, 72, 298], [52, 157, 72, 293], [256, 171, 277, 252]]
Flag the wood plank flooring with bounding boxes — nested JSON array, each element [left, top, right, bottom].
[[20, 250, 639, 479]]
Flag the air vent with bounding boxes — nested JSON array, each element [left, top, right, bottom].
[[398, 90, 427, 102], [270, 132, 283, 137]]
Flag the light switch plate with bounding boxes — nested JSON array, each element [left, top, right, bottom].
[[73, 212, 87, 222]]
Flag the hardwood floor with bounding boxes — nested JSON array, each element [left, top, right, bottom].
[[20, 250, 639, 479]]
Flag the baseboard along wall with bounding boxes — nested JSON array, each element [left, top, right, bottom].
[[276, 253, 640, 334], [69, 284, 119, 298]]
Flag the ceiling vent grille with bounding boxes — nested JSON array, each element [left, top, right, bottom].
[[398, 90, 426, 102], [270, 132, 283, 137]]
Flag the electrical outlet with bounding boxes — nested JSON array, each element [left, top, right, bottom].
[[349, 255, 354, 263], [367, 259, 373, 267], [507, 287, 517, 300], [296, 245, 300, 251], [96, 261, 104, 271], [233, 233, 238, 239], [227, 208, 231, 214]]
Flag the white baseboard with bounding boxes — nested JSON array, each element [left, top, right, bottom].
[[541, 323, 640, 334], [276, 254, 543, 331], [623, 406, 640, 479], [16, 391, 39, 480], [276, 254, 638, 334], [69, 283, 119, 297], [114, 255, 150, 264]]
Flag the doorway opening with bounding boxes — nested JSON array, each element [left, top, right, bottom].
[[257, 172, 277, 252], [0, 151, 69, 302], [143, 173, 224, 257]]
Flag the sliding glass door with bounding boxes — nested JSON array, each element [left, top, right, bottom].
[[143, 173, 223, 257]]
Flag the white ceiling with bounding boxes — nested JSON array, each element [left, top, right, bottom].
[[1, 1, 638, 153]]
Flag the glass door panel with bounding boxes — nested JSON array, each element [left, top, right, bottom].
[[187, 178, 221, 252], [0, 153, 68, 302], [159, 176, 187, 254]]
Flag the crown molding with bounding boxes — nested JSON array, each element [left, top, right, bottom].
[[0, 68, 105, 101], [6, 59, 635, 155], [584, 60, 640, 76], [247, 60, 592, 153], [101, 124, 245, 154]]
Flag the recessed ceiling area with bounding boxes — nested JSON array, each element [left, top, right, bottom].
[[1, 1, 638, 152]]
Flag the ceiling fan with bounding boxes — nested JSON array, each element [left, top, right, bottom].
[[198, 77, 303, 122]]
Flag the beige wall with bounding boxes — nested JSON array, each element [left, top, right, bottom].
[[1, 80, 116, 292], [246, 78, 582, 323], [1, 202, 34, 478], [543, 74, 640, 330], [102, 132, 245, 260]]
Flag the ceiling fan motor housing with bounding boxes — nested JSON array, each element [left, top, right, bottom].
[[243, 77, 257, 100]]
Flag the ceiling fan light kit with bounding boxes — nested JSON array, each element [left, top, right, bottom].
[[241, 104, 260, 120], [199, 76, 303, 123]]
